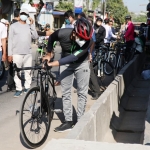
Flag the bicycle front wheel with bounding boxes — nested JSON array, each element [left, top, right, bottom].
[[19, 87, 51, 148]]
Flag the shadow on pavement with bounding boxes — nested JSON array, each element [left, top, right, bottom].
[[54, 97, 77, 125]]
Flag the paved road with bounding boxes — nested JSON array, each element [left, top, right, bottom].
[[0, 44, 113, 150]]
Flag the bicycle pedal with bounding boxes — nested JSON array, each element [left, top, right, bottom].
[[53, 109, 62, 113]]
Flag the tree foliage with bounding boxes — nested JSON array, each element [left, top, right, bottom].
[[55, 1, 73, 11], [106, 0, 129, 25], [92, 0, 100, 10], [132, 13, 147, 23]]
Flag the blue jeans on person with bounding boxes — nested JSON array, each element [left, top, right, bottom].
[[0, 51, 2, 67]]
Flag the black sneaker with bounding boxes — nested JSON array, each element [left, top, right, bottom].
[[54, 121, 74, 132], [91, 93, 101, 100]]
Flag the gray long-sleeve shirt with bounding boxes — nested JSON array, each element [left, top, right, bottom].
[[8, 22, 38, 56]]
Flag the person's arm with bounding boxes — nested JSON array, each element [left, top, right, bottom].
[[43, 30, 59, 61], [47, 40, 93, 66], [1, 25, 7, 61], [30, 24, 39, 39], [1, 38, 7, 61], [37, 30, 46, 36], [110, 28, 117, 39], [8, 26, 13, 56]]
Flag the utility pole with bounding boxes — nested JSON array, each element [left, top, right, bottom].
[[102, 0, 105, 20]]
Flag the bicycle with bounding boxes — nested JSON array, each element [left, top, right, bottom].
[[35, 37, 48, 66], [93, 45, 114, 78], [13, 60, 58, 148], [35, 37, 56, 66]]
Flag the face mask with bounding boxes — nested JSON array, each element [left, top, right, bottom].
[[65, 19, 70, 25], [76, 39, 86, 47], [20, 15, 28, 21]]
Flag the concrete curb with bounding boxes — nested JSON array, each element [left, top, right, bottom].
[[66, 54, 145, 141]]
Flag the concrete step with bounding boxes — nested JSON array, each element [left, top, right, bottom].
[[43, 139, 150, 150], [115, 132, 144, 144], [103, 128, 144, 144], [121, 95, 149, 111], [112, 111, 146, 132]]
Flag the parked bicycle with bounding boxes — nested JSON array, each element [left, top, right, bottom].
[[35, 37, 56, 66], [93, 44, 114, 78], [14, 60, 58, 148]]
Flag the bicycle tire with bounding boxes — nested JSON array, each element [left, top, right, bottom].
[[108, 53, 117, 68], [117, 55, 126, 74], [0, 62, 5, 79], [19, 86, 52, 148], [103, 60, 114, 75]]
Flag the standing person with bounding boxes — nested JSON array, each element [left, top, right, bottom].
[[0, 21, 7, 74], [124, 15, 135, 61], [8, 8, 38, 97], [94, 17, 106, 46], [104, 18, 117, 45], [43, 18, 93, 132], [88, 19, 102, 100], [10, 9, 20, 24], [109, 20, 116, 35], [78, 12, 86, 19], [7, 9, 20, 91], [63, 10, 76, 28], [37, 23, 54, 37]]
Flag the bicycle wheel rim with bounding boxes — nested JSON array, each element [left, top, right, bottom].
[[19, 87, 51, 148]]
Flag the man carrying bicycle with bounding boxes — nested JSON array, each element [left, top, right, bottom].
[[43, 18, 93, 132]]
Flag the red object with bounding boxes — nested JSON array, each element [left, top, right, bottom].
[[125, 21, 135, 41], [75, 19, 93, 40]]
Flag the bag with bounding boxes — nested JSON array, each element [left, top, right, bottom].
[[141, 70, 150, 80]]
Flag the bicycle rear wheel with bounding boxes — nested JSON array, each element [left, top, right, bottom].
[[108, 53, 116, 68], [103, 60, 114, 75], [19, 87, 51, 148]]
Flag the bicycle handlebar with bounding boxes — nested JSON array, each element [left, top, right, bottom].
[[13, 60, 55, 81]]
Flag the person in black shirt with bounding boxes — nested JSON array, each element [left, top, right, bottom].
[[94, 17, 106, 46], [43, 18, 93, 132]]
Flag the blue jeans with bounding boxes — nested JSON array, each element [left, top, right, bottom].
[[0, 51, 2, 67]]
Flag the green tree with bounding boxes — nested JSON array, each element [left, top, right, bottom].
[[106, 0, 129, 25], [55, 1, 73, 11], [92, 0, 101, 10]]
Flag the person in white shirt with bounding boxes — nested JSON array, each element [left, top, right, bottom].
[[63, 10, 76, 28], [0, 21, 7, 68], [103, 18, 117, 44]]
